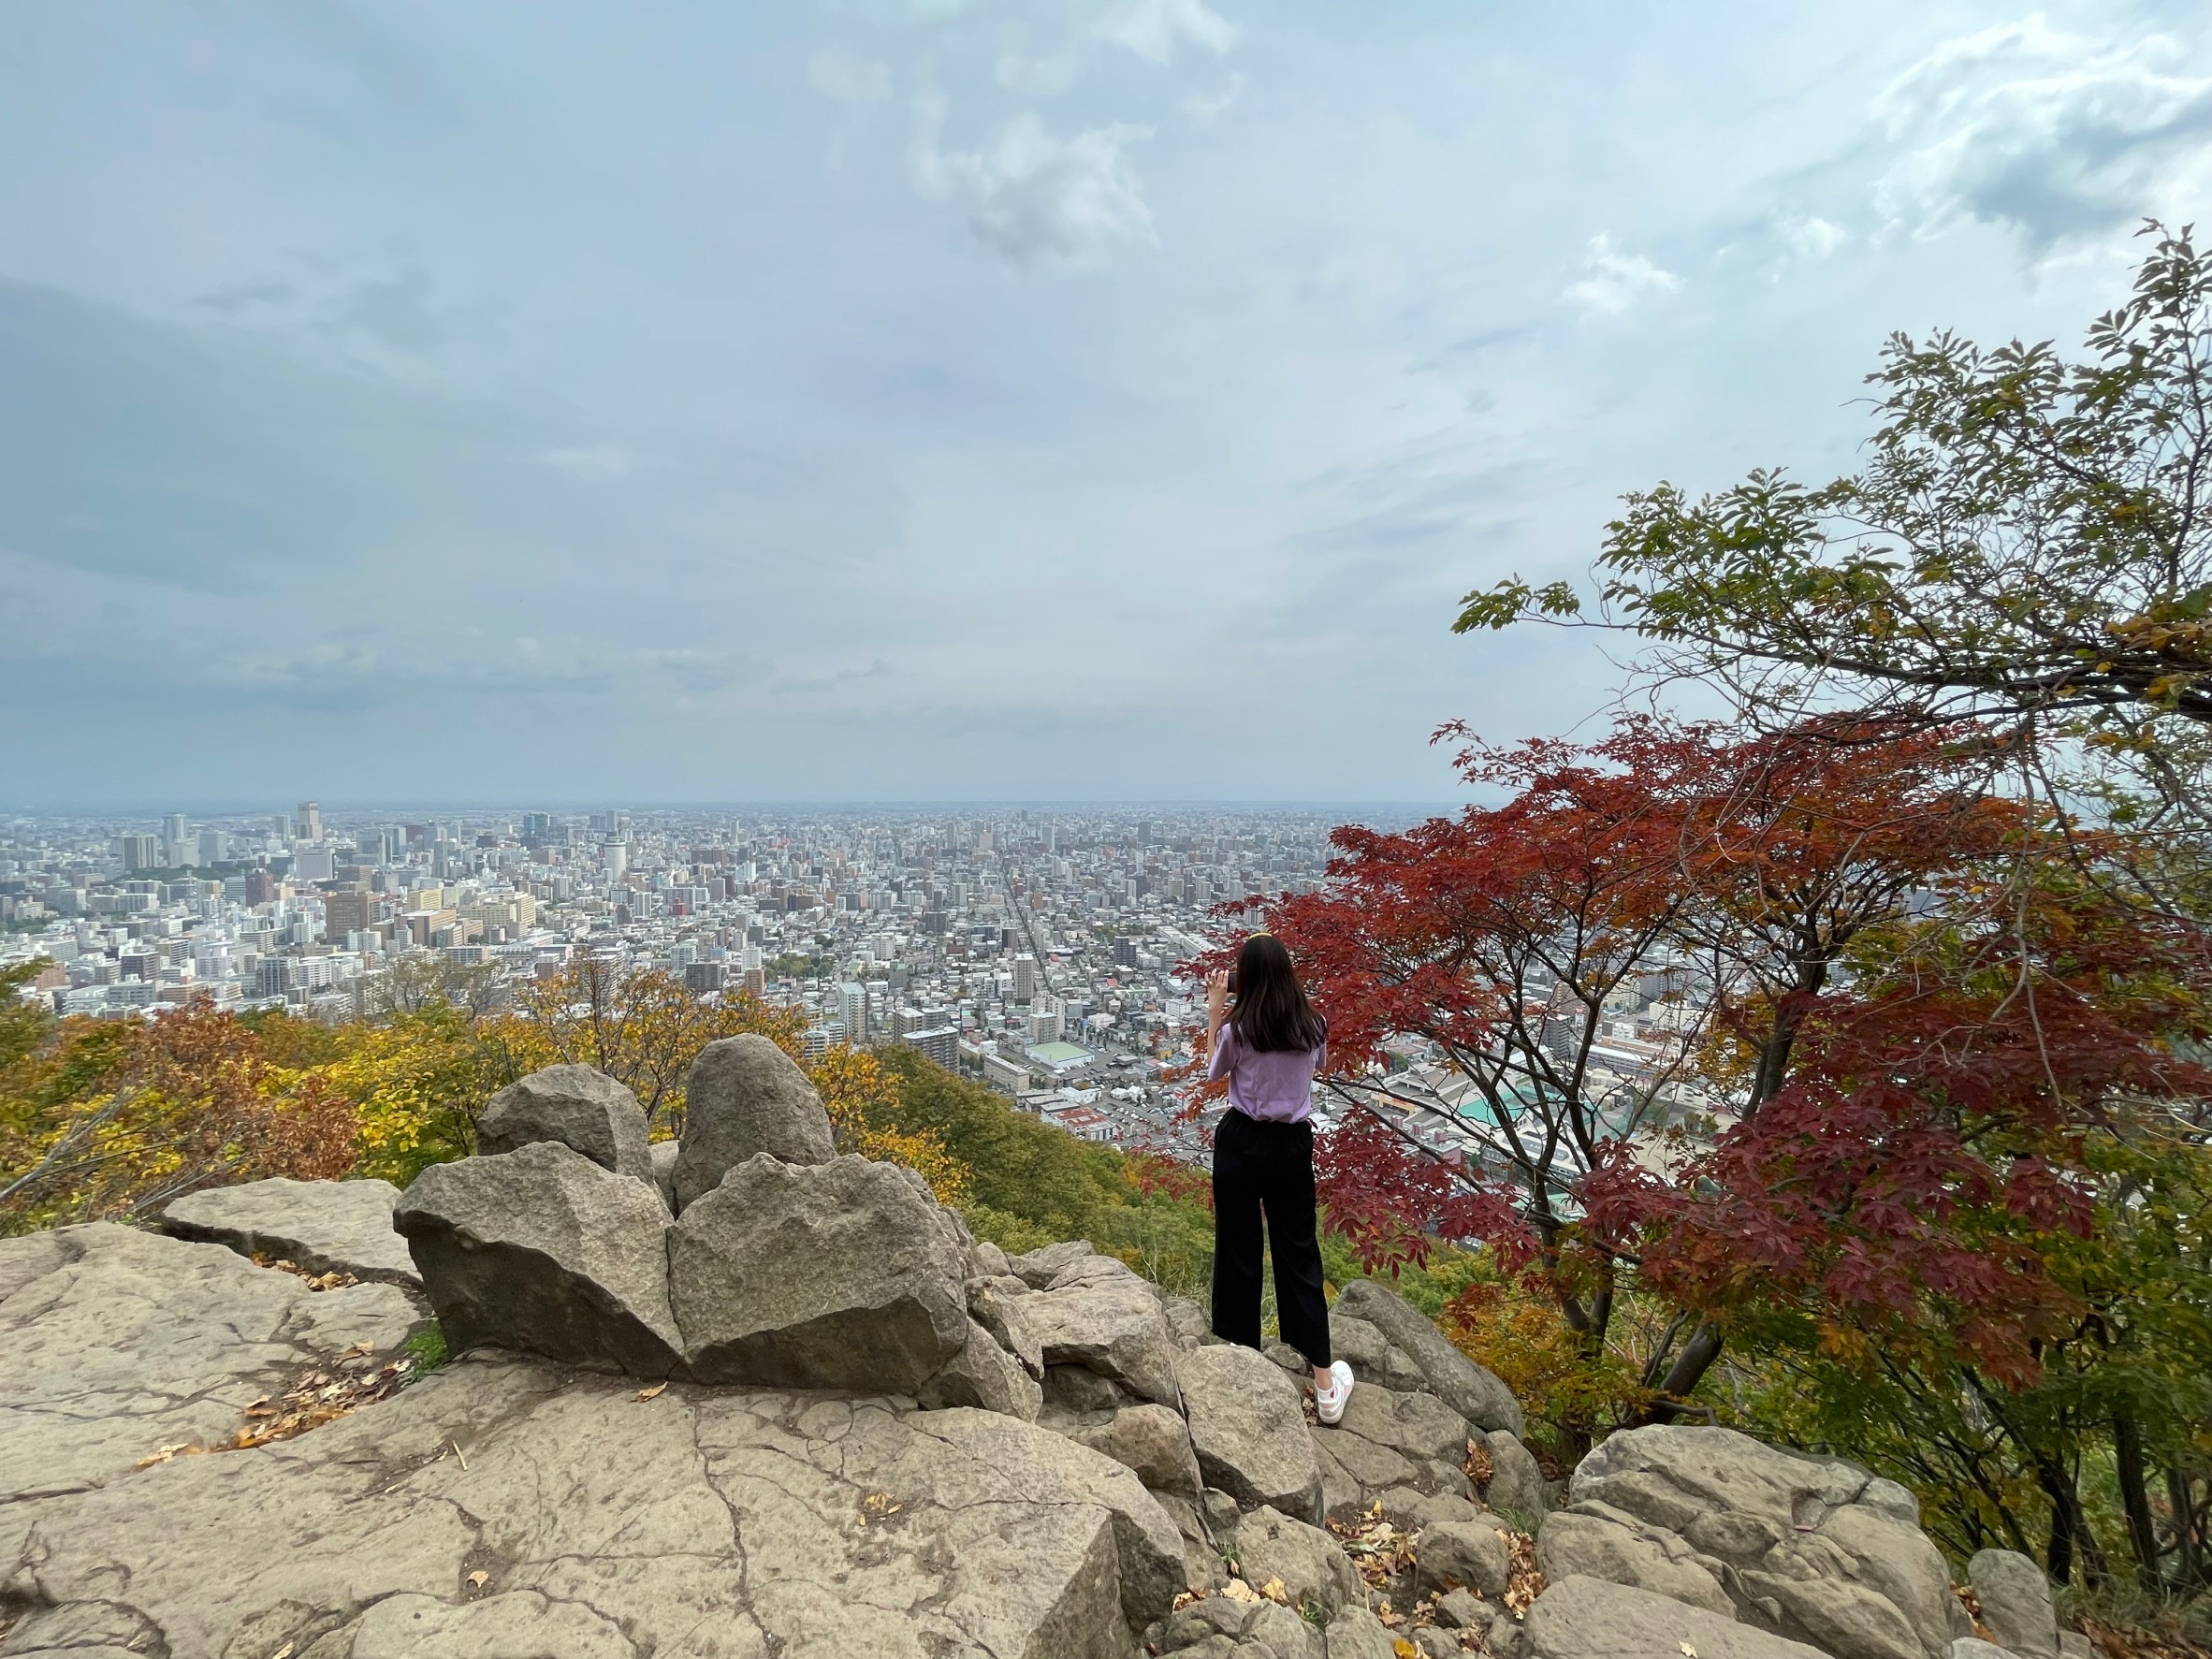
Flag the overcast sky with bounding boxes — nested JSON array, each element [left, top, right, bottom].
[[3, 1, 2210, 809]]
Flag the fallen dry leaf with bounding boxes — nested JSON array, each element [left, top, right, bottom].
[[636, 1383, 667, 1402], [1219, 1579, 1263, 1606], [1259, 1576, 1288, 1605], [1681, 1645, 1698, 1657], [1396, 1642, 1421, 1659], [271, 1644, 295, 1659], [466, 1570, 488, 1588]]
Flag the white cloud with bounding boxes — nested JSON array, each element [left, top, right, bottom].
[[1778, 213, 1848, 260], [911, 95, 1155, 266], [1871, 17, 2212, 250], [1563, 234, 1683, 315], [1098, 0, 1237, 65]]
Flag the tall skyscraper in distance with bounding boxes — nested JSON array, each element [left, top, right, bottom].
[[297, 802, 323, 842], [162, 813, 189, 845], [1013, 953, 1037, 1006]]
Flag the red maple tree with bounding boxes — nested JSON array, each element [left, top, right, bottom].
[[1230, 717, 2209, 1433]]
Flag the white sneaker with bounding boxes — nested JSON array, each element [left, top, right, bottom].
[[1315, 1361, 1355, 1425]]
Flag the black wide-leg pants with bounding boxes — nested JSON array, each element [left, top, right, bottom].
[[1210, 1108, 1332, 1370]]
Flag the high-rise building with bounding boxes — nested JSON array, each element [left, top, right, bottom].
[[297, 802, 323, 842], [119, 834, 161, 872], [1012, 953, 1038, 1006], [324, 890, 386, 937], [899, 1026, 960, 1070], [838, 981, 869, 1043], [685, 961, 726, 994], [162, 813, 189, 847], [196, 829, 226, 866], [1113, 938, 1139, 969], [521, 812, 552, 839]]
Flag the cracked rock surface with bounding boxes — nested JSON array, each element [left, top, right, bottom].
[[0, 1223, 422, 1510], [0, 1224, 1183, 1659], [159, 1175, 421, 1291]]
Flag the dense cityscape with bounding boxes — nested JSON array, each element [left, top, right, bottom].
[[0, 800, 1719, 1171]]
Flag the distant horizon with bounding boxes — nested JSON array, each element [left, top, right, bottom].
[[3, 797, 1461, 819]]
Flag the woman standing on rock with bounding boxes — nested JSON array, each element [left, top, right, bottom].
[[1206, 932, 1355, 1425]]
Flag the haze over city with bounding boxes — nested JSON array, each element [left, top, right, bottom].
[[7, 2, 2210, 804]]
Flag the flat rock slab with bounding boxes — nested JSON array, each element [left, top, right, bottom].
[[0, 1223, 422, 1508], [161, 1176, 420, 1291], [1530, 1575, 1836, 1659], [2, 1354, 1183, 1659]]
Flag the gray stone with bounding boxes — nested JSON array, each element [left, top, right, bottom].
[[1536, 1502, 1733, 1616], [1178, 1345, 1325, 1521], [1955, 1642, 2021, 1659], [1486, 1430, 1552, 1520], [671, 1033, 836, 1210], [1010, 1238, 1098, 1288], [1322, 1606, 1402, 1659], [1968, 1550, 2059, 1659], [1164, 1294, 1211, 1350], [1380, 1486, 1490, 1530], [968, 1273, 1045, 1379], [2059, 1635, 2097, 1659], [1048, 1253, 1142, 1290], [477, 1063, 655, 1187], [1568, 1425, 1955, 1659], [1024, 1272, 1183, 1404], [1075, 1403, 1204, 1501], [1417, 1519, 1513, 1598], [1267, 1340, 1309, 1375], [668, 1152, 968, 1392], [3, 1354, 1184, 1659], [159, 1175, 420, 1290], [1232, 1505, 1361, 1616], [393, 1141, 683, 1376], [918, 1317, 1044, 1419], [1529, 1577, 1836, 1659], [971, 1239, 1011, 1278], [648, 1137, 678, 1210], [1331, 1279, 1524, 1435], [1246, 1597, 1327, 1659], [1046, 1362, 1143, 1412], [1166, 1596, 1259, 1647], [1333, 1381, 1474, 1466], [0, 1223, 420, 1510], [1413, 1630, 1467, 1659], [1438, 1588, 1496, 1632]]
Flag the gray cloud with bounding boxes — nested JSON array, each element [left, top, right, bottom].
[[1872, 17, 2212, 249]]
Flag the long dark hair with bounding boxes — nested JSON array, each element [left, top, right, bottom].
[[1230, 934, 1328, 1055]]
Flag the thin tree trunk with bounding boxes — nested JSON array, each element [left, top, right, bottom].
[[2113, 1413, 2163, 1593], [1640, 1323, 1724, 1422]]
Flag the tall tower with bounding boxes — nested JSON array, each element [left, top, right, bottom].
[[297, 802, 323, 842]]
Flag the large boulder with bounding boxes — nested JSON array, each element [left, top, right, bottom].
[[393, 1142, 684, 1376], [0, 1224, 419, 1507], [1415, 1518, 1513, 1598], [968, 1274, 1045, 1380], [1331, 1277, 1524, 1435], [1021, 1269, 1183, 1405], [1485, 1429, 1554, 1520], [1562, 1425, 1955, 1659], [671, 1034, 836, 1210], [667, 1153, 968, 1392], [476, 1063, 655, 1188], [1175, 1345, 1323, 1521], [1073, 1403, 1204, 1502], [3, 1343, 1186, 1659], [1536, 1502, 1734, 1615], [1529, 1576, 1838, 1659], [1230, 1504, 1361, 1616], [1009, 1239, 1097, 1288], [1968, 1550, 2059, 1659], [160, 1175, 420, 1290]]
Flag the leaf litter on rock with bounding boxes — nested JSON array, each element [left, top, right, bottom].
[[135, 1347, 417, 1468]]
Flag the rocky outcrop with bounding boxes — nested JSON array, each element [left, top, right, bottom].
[[1312, 1378, 1478, 1517], [671, 1033, 836, 1209], [1177, 1343, 1324, 1521], [1415, 1517, 1514, 1598], [1332, 1276, 1525, 1435], [475, 1062, 656, 1188], [1967, 1550, 2059, 1659], [1542, 1425, 1956, 1659], [667, 1152, 969, 1392], [0, 1223, 420, 1508], [1020, 1257, 1183, 1406], [1072, 1402, 1204, 1502], [160, 1174, 420, 1290], [1228, 1503, 1362, 1616], [393, 1140, 686, 1376]]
